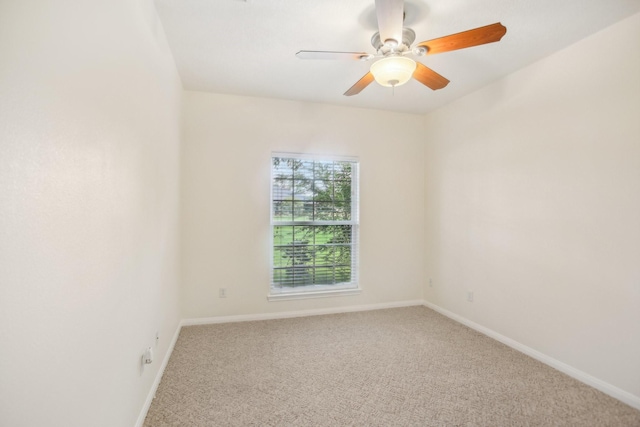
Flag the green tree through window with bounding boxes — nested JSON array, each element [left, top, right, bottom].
[[271, 155, 358, 292]]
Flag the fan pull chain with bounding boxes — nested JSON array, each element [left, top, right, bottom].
[[389, 79, 399, 96]]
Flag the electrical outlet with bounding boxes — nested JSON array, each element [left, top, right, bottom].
[[467, 291, 474, 302], [429, 278, 433, 287], [219, 288, 227, 298]]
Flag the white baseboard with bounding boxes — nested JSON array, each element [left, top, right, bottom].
[[181, 299, 424, 326], [135, 322, 182, 427], [423, 300, 640, 411]]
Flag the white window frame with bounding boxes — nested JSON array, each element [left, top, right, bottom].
[[268, 152, 360, 301]]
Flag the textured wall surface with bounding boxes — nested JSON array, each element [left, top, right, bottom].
[[423, 13, 640, 400], [0, 1, 182, 426], [2, 0, 638, 423], [180, 92, 425, 318]]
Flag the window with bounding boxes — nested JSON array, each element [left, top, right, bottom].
[[270, 153, 359, 299]]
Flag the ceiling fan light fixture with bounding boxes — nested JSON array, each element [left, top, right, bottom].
[[370, 56, 416, 88]]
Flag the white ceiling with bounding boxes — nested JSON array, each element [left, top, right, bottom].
[[155, 0, 640, 114]]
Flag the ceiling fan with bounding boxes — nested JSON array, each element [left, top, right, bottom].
[[296, 0, 506, 96]]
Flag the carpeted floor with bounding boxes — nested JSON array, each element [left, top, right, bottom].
[[144, 306, 640, 426]]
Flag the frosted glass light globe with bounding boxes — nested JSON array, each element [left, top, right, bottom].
[[370, 56, 417, 87]]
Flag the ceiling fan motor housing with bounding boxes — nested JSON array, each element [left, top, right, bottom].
[[371, 27, 416, 55]]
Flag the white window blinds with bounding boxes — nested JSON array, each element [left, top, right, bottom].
[[270, 153, 359, 294]]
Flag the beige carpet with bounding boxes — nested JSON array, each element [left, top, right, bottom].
[[144, 306, 640, 426]]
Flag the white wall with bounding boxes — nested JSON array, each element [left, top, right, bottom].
[[2, 0, 637, 423], [424, 13, 640, 401], [181, 92, 425, 318], [0, 1, 182, 426]]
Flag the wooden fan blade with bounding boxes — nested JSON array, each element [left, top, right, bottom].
[[296, 51, 372, 61], [413, 62, 449, 90], [344, 72, 375, 96], [375, 0, 404, 46], [416, 22, 507, 55]]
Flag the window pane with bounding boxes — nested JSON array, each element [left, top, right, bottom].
[[314, 202, 334, 221], [293, 201, 313, 221], [292, 267, 313, 286], [335, 266, 351, 283], [291, 245, 313, 266], [333, 180, 351, 203], [273, 226, 293, 246], [331, 225, 352, 244], [311, 225, 352, 245], [314, 226, 335, 245], [314, 245, 335, 266], [314, 267, 334, 284], [273, 248, 292, 268], [272, 268, 290, 287], [313, 161, 333, 179], [274, 267, 298, 287], [272, 158, 293, 179], [293, 179, 313, 201], [273, 178, 293, 200], [313, 180, 333, 201], [273, 201, 293, 221], [293, 226, 314, 244], [334, 162, 352, 181], [334, 202, 351, 221], [293, 160, 314, 180], [334, 245, 351, 266]]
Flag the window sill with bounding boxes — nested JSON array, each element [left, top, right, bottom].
[[268, 287, 361, 301]]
